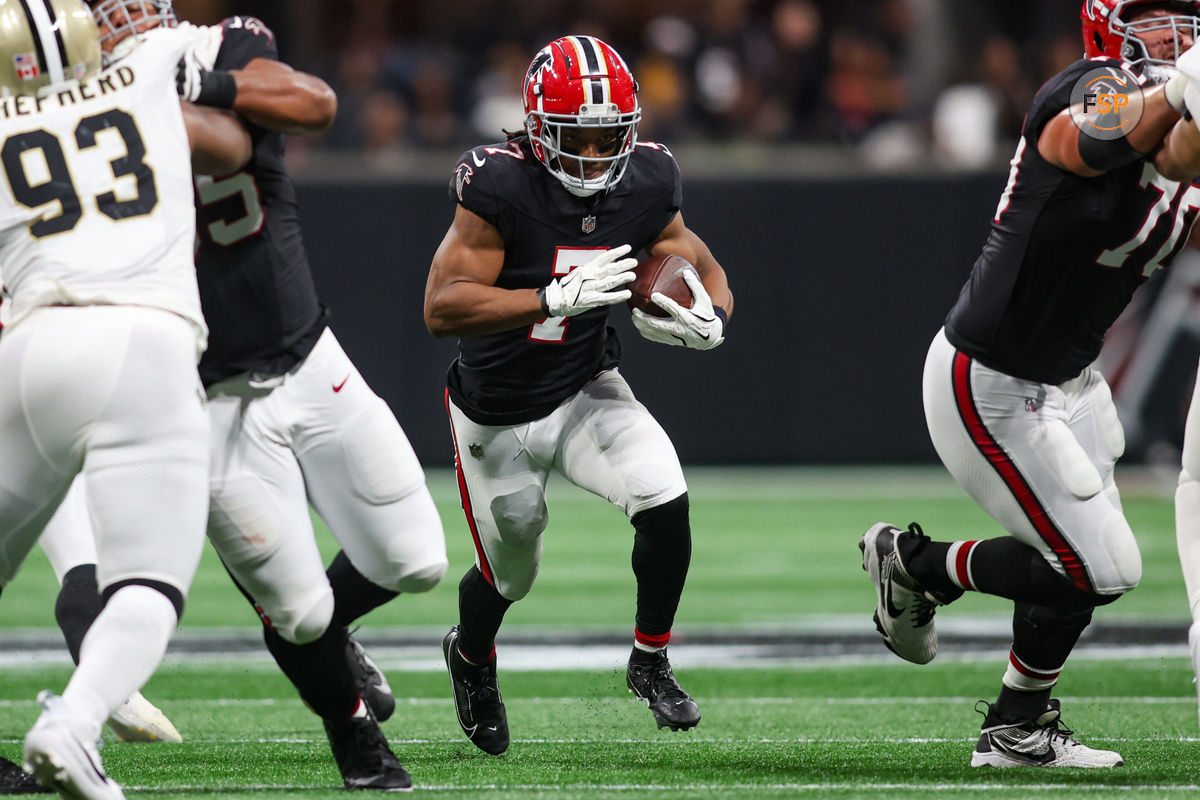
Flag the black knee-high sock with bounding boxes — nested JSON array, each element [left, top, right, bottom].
[[631, 493, 691, 640], [55, 563, 102, 664], [457, 566, 512, 663], [262, 624, 359, 719], [221, 560, 358, 719], [988, 601, 1096, 724], [327, 550, 399, 627], [904, 536, 1099, 605]]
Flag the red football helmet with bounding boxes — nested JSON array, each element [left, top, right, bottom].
[[523, 35, 641, 197], [89, 0, 177, 62], [1081, 0, 1200, 68]]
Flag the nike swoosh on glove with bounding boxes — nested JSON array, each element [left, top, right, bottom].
[[631, 267, 724, 350]]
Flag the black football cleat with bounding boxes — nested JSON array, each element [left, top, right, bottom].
[[442, 626, 509, 755], [322, 705, 413, 792], [626, 647, 701, 731], [348, 634, 396, 723], [0, 755, 50, 794]]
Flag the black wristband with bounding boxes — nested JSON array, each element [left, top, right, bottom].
[[197, 69, 238, 109], [714, 306, 728, 328], [1077, 128, 1142, 172], [536, 286, 550, 316]]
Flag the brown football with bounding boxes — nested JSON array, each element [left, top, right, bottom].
[[626, 253, 695, 318]]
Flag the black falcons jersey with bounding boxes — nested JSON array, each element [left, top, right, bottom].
[[193, 17, 327, 387], [446, 137, 682, 425], [945, 57, 1200, 385]]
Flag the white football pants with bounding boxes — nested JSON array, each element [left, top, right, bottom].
[[923, 328, 1140, 596], [447, 368, 687, 601], [206, 327, 446, 644], [39, 476, 95, 583], [0, 306, 208, 596], [1175, 358, 1200, 620]]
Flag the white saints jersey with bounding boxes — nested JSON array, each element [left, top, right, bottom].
[[0, 27, 205, 350]]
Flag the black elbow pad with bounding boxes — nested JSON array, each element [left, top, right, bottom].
[[1077, 129, 1143, 172]]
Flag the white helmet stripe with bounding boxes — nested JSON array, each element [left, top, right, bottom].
[[571, 35, 610, 106], [19, 0, 65, 84]]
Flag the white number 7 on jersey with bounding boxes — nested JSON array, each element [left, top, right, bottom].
[[527, 246, 608, 343]]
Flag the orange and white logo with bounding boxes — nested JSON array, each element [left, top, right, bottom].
[[1070, 67, 1145, 141]]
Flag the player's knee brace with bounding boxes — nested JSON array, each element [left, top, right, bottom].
[[102, 578, 185, 621], [491, 486, 549, 547]]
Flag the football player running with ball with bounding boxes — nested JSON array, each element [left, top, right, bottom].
[[425, 35, 733, 755], [862, 0, 1200, 769], [37, 0, 450, 791], [0, 2, 251, 797]]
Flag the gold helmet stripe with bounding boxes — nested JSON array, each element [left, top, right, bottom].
[[16, 0, 64, 84]]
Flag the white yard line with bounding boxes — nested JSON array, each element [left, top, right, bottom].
[[118, 782, 1200, 793], [0, 695, 1193, 708]]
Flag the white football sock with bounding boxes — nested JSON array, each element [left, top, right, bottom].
[[62, 585, 178, 728], [1176, 473, 1200, 620]]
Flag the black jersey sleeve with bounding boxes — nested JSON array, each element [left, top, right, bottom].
[[1023, 58, 1133, 141], [213, 16, 279, 71], [449, 146, 514, 236], [636, 141, 683, 230]]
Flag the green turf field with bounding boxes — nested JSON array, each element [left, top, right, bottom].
[[1, 466, 1197, 797]]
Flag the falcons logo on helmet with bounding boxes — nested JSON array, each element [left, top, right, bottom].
[[524, 49, 552, 97]]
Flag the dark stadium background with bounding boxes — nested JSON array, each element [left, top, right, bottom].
[[174, 0, 1200, 466]]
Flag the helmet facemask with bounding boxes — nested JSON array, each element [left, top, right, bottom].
[[525, 104, 641, 198], [89, 0, 176, 64], [522, 36, 642, 198], [1124, 12, 1198, 69]]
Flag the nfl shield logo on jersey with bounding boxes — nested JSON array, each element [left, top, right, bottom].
[[469, 443, 484, 460], [13, 53, 37, 80], [582, 215, 596, 234]]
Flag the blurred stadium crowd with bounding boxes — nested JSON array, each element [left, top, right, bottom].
[[174, 0, 1086, 171]]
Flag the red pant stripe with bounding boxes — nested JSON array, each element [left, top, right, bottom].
[[950, 352, 1093, 593], [445, 388, 495, 587]]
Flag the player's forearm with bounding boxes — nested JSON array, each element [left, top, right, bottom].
[[183, 103, 252, 175], [1124, 85, 1181, 154], [232, 60, 336, 135], [424, 283, 546, 338]]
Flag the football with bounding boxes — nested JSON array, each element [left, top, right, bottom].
[[626, 253, 695, 318]]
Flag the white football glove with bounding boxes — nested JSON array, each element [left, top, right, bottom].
[[1177, 43, 1200, 83], [631, 267, 724, 350], [542, 243, 636, 317], [175, 51, 206, 103], [1164, 70, 1189, 113]]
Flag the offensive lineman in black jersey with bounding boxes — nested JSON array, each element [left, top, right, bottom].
[[424, 35, 733, 755], [49, 1, 450, 791], [862, 0, 1200, 768]]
